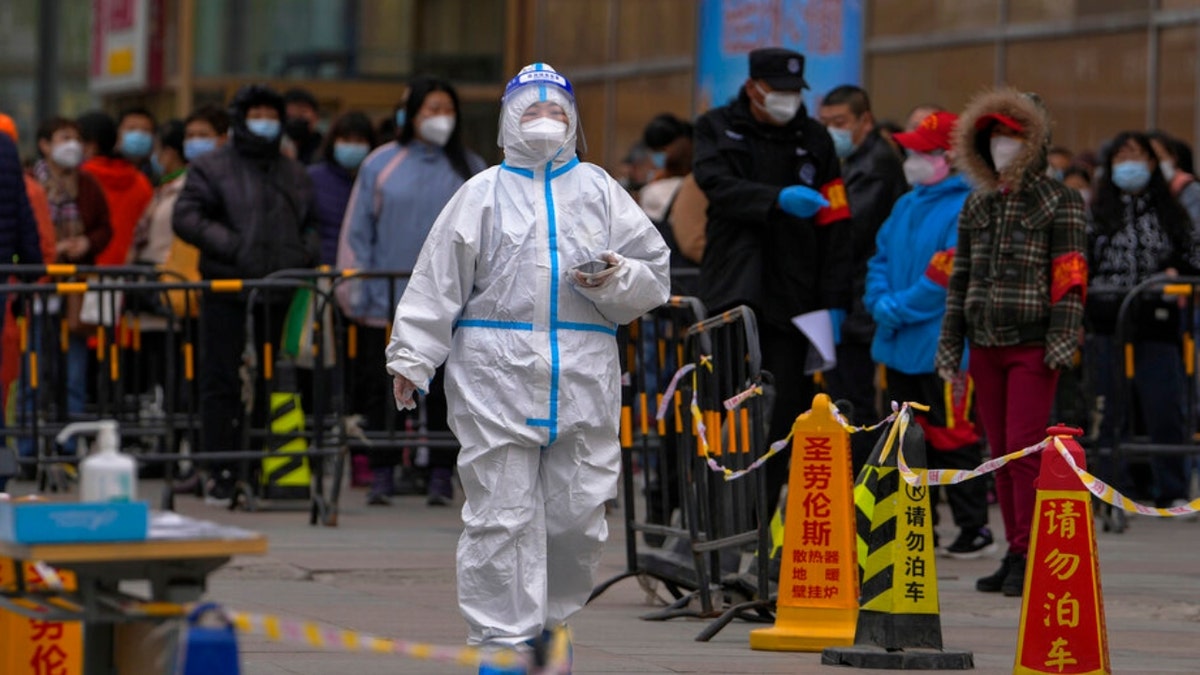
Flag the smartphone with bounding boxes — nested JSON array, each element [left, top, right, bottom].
[[571, 259, 619, 282]]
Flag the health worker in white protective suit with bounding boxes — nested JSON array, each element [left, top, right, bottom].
[[386, 63, 670, 671]]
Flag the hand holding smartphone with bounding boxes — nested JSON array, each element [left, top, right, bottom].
[[571, 258, 620, 286]]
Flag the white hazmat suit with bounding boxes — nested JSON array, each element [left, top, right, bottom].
[[385, 63, 670, 647]]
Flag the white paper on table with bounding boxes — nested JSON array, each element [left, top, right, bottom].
[[791, 310, 838, 374]]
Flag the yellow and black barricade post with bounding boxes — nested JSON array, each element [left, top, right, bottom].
[[1014, 426, 1110, 675], [262, 364, 312, 501], [750, 393, 858, 651], [823, 405, 973, 669]]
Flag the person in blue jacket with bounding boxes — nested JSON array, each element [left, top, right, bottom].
[[864, 111, 995, 559], [341, 76, 487, 506]]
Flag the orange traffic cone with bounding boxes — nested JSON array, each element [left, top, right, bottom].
[[749, 394, 858, 651], [1014, 426, 1110, 674]]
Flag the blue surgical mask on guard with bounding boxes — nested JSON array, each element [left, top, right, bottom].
[[650, 151, 666, 170], [829, 127, 855, 160], [120, 130, 154, 158], [183, 137, 217, 161], [246, 118, 281, 141], [1111, 160, 1151, 194]]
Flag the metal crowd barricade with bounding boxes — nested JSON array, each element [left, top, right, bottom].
[[642, 306, 774, 642], [589, 296, 706, 605], [259, 268, 461, 515], [325, 269, 462, 491], [1095, 275, 1200, 533], [0, 264, 189, 492], [0, 273, 352, 525]]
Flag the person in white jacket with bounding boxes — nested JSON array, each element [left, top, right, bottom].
[[386, 63, 670, 672]]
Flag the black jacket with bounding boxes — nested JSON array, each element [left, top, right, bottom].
[[0, 134, 42, 269], [840, 128, 907, 344], [693, 90, 853, 329], [173, 86, 318, 279]]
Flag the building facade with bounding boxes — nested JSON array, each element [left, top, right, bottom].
[[866, 0, 1200, 154], [2, 1, 1198, 168]]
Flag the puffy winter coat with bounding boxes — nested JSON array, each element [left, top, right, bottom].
[[173, 86, 318, 279]]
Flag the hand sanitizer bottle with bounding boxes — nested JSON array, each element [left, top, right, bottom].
[[60, 421, 136, 503]]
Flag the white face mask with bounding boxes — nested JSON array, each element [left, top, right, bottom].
[[418, 115, 455, 147], [51, 139, 84, 169], [755, 83, 802, 125], [902, 153, 950, 186], [989, 135, 1023, 172], [518, 117, 568, 161]]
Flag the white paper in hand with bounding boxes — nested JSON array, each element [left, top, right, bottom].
[[791, 310, 838, 374]]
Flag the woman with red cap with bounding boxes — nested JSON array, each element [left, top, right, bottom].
[[867, 110, 994, 560]]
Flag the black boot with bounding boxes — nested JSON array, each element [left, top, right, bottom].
[[976, 553, 1018, 593], [1001, 553, 1027, 597]]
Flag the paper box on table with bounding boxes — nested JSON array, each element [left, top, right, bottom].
[[0, 501, 150, 544]]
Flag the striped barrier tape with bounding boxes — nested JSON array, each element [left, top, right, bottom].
[[231, 610, 572, 673], [886, 403, 1200, 517], [0, 570, 567, 675], [694, 383, 897, 482], [653, 359, 906, 482]]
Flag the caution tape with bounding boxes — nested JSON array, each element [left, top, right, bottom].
[[230, 610, 570, 673], [694, 383, 898, 482], [886, 403, 1200, 517], [1050, 436, 1200, 517], [652, 356, 907, 482]]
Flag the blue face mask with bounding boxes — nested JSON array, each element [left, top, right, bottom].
[[120, 129, 154, 158], [183, 137, 218, 161], [333, 142, 370, 170], [149, 153, 163, 177], [829, 126, 855, 160], [1111, 160, 1151, 194], [395, 109, 406, 129], [246, 118, 281, 141], [650, 151, 666, 170]]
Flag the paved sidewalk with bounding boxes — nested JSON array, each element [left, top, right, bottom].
[[141, 484, 1200, 675]]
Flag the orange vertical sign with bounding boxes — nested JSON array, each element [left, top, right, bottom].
[[1015, 427, 1110, 675], [750, 394, 858, 651], [0, 558, 83, 675]]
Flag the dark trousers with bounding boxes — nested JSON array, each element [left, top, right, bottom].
[[351, 323, 454, 471], [885, 368, 989, 531], [1089, 334, 1189, 505], [197, 293, 286, 477], [825, 341, 883, 474], [968, 345, 1059, 556], [761, 321, 816, 515]]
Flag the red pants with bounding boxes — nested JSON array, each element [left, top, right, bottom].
[[968, 345, 1060, 555]]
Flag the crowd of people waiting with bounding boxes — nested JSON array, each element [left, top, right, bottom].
[[627, 48, 1200, 601], [0, 50, 1197, 604]]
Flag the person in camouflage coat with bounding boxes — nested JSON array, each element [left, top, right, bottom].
[[935, 88, 1087, 598]]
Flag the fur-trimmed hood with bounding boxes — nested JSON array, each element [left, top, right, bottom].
[[953, 87, 1050, 193]]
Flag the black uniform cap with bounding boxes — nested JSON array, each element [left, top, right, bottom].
[[748, 47, 808, 91]]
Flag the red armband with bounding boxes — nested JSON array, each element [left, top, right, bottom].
[[923, 248, 955, 288], [814, 178, 850, 226], [1050, 251, 1087, 304]]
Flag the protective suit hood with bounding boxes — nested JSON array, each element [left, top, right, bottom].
[[498, 63, 584, 169]]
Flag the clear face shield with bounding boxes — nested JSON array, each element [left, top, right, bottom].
[[498, 63, 588, 167]]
